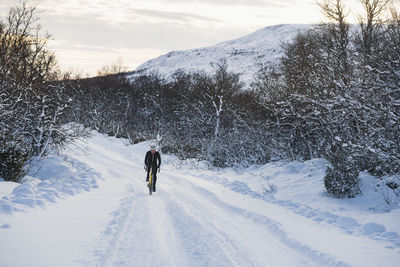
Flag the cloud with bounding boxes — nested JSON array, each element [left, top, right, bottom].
[[42, 11, 244, 50], [155, 0, 297, 7], [131, 8, 222, 24], [35, 0, 224, 31], [1, 0, 321, 75], [48, 39, 163, 74]]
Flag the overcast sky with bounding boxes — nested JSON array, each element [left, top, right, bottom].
[[0, 0, 373, 76]]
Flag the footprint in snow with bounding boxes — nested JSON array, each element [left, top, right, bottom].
[[1, 224, 11, 229]]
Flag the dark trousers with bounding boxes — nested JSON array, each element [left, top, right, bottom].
[[146, 166, 157, 190]]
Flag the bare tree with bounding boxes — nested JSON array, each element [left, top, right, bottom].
[[317, 0, 352, 85], [0, 1, 57, 86], [0, 1, 79, 181], [317, 0, 348, 25], [96, 57, 128, 76], [356, 0, 391, 59], [191, 59, 244, 165]]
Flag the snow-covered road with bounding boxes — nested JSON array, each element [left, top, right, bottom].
[[78, 136, 322, 267], [1, 132, 399, 266], [98, 173, 318, 267]]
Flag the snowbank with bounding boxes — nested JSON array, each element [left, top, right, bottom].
[[171, 157, 400, 248], [0, 179, 19, 199], [0, 155, 101, 215]]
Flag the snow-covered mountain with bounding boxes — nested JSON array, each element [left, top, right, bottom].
[[129, 24, 310, 83]]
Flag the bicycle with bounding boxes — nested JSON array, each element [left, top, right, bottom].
[[147, 167, 153, 195]]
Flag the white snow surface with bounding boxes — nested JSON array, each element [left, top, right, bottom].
[[1, 131, 399, 266], [128, 24, 311, 85]]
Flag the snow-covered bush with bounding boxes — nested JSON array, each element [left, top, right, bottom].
[[379, 175, 400, 207], [0, 142, 30, 182], [324, 153, 361, 198]]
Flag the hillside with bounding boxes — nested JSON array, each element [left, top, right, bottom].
[[128, 24, 310, 83]]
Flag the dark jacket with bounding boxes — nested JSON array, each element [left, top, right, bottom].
[[145, 151, 161, 168]]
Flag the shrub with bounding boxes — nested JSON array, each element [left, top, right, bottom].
[[324, 160, 361, 198], [0, 144, 30, 182]]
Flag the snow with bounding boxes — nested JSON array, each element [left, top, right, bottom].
[[0, 180, 18, 199], [0, 156, 100, 215], [0, 131, 399, 266], [128, 24, 311, 85], [362, 222, 386, 236]]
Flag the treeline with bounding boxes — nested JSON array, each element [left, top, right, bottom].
[[63, 64, 273, 168]]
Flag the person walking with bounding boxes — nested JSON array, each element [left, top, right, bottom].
[[144, 144, 161, 192]]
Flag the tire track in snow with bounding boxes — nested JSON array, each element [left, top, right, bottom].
[[164, 172, 351, 267], [160, 180, 255, 267], [180, 170, 400, 250], [82, 183, 137, 266], [86, 169, 189, 267], [107, 184, 189, 267], [82, 152, 347, 267]]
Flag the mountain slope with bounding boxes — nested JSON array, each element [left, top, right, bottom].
[[129, 24, 310, 83]]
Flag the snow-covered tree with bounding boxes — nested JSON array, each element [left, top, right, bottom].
[[0, 1, 77, 181]]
